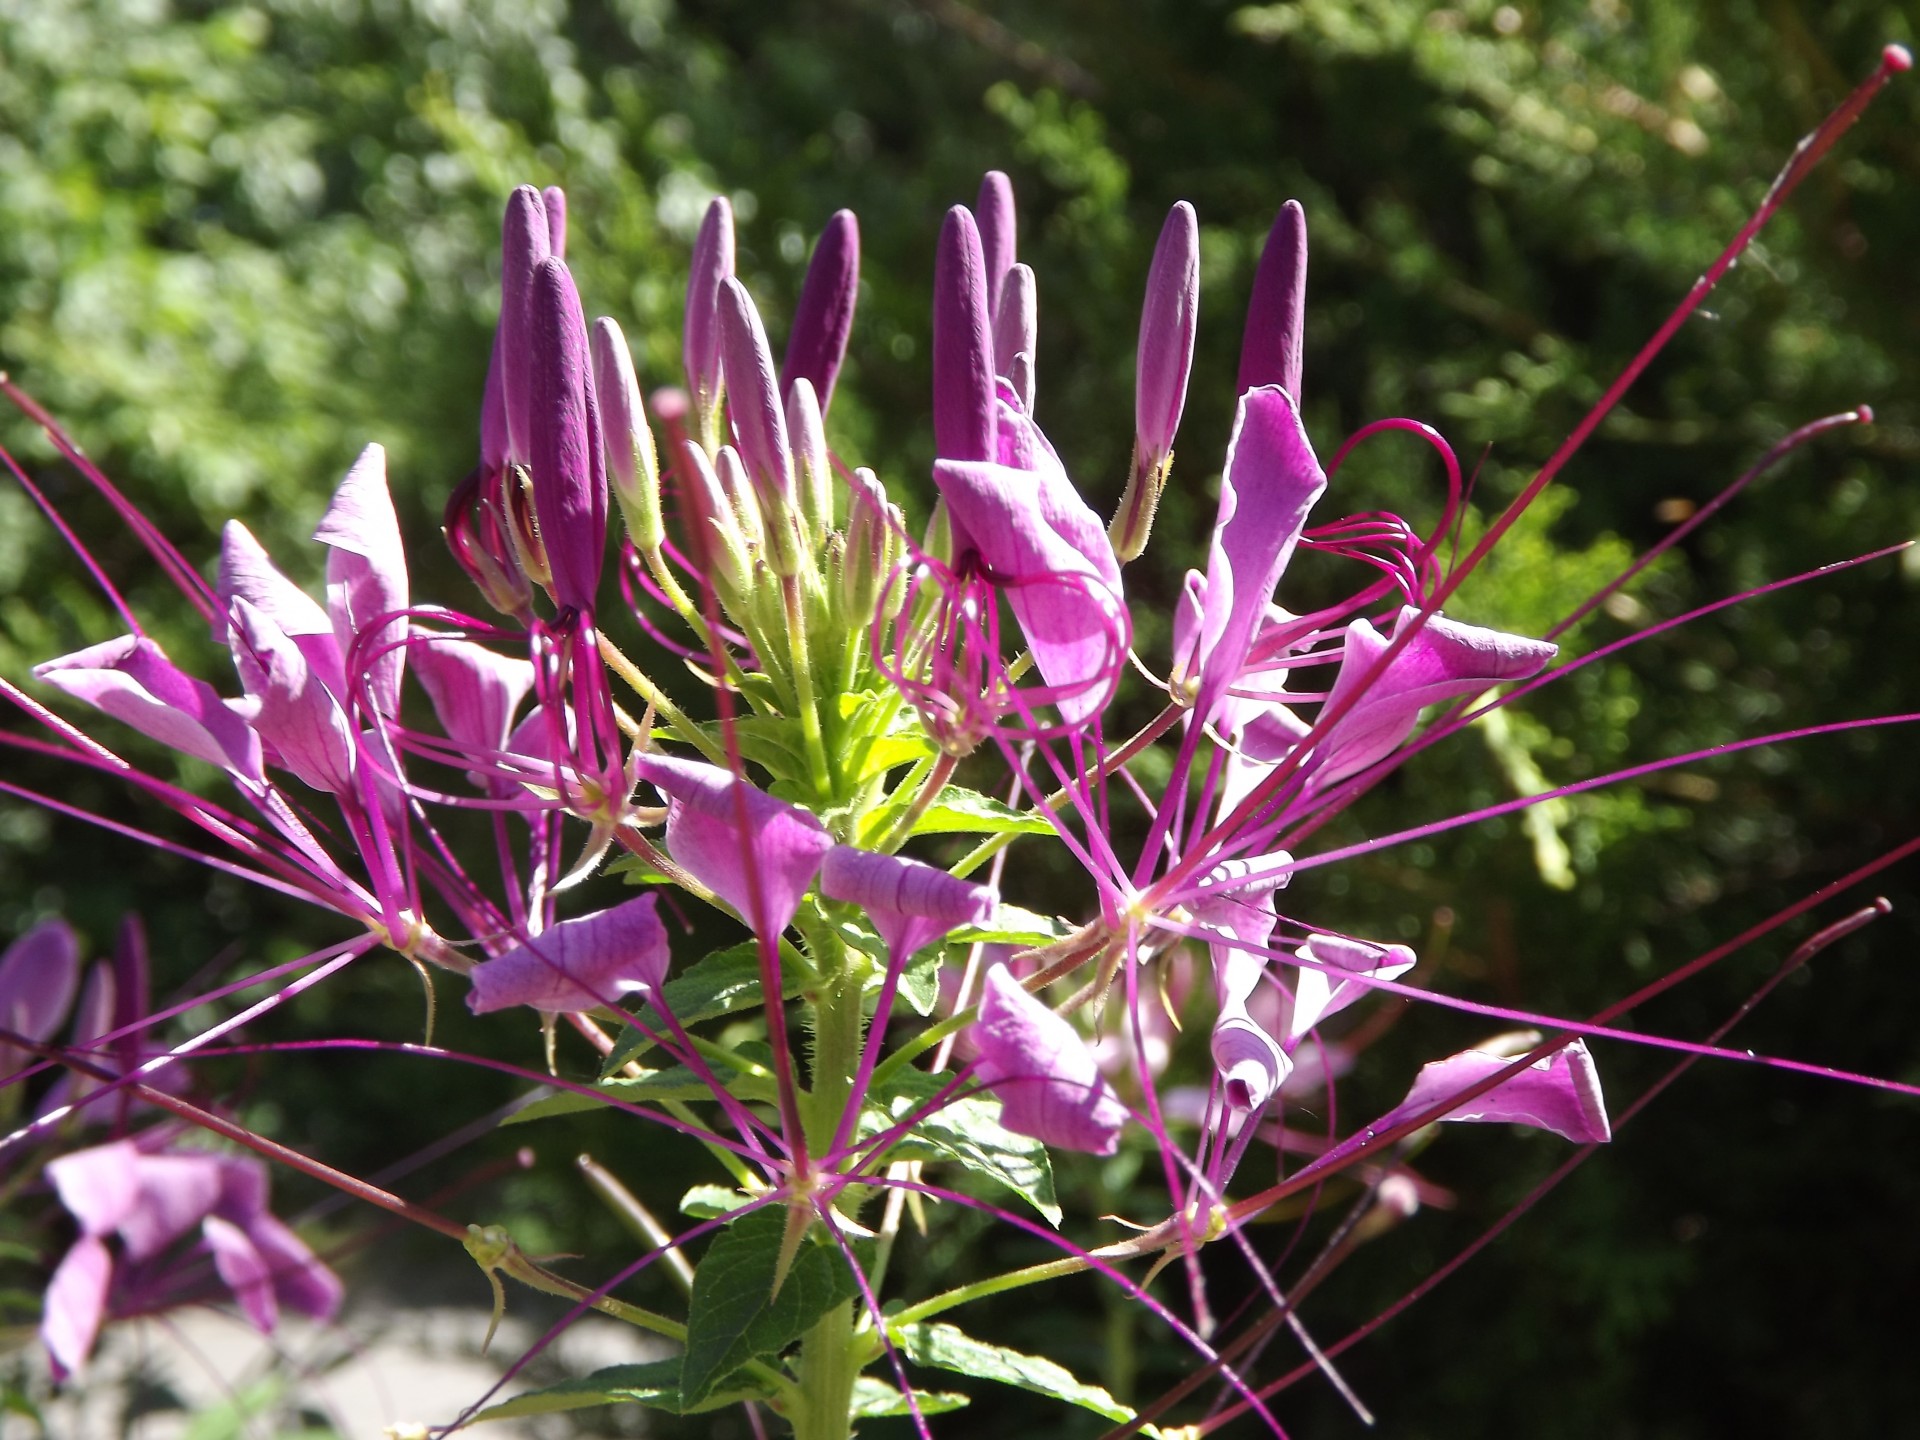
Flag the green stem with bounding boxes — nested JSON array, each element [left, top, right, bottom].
[[792, 1301, 860, 1440], [783, 576, 835, 803], [596, 634, 730, 767], [855, 1255, 1092, 1363]]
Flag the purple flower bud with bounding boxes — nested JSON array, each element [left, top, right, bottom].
[[972, 965, 1127, 1155], [633, 753, 832, 936], [1237, 199, 1308, 401], [591, 316, 663, 554], [1379, 1038, 1611, 1144], [991, 262, 1037, 393], [933, 207, 997, 469], [975, 170, 1017, 314], [842, 466, 898, 625], [717, 279, 804, 574], [314, 443, 409, 718], [785, 377, 832, 546], [467, 894, 671, 1014], [529, 256, 607, 613], [684, 197, 736, 434], [36, 636, 263, 783], [779, 209, 860, 416], [1114, 202, 1200, 563], [713, 444, 766, 553], [0, 919, 81, 1082], [542, 184, 568, 258], [821, 846, 995, 959], [500, 185, 553, 465], [679, 442, 753, 599]]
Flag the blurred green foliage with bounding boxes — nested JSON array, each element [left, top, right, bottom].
[[2, 0, 1916, 1434]]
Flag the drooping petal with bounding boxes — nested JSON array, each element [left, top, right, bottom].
[[228, 597, 357, 793], [1287, 934, 1416, 1042], [971, 965, 1127, 1155], [246, 1211, 344, 1321], [211, 1155, 270, 1227], [1311, 606, 1557, 787], [633, 754, 832, 936], [1379, 1039, 1611, 1144], [529, 256, 607, 613], [41, 1235, 112, 1380], [0, 919, 82, 1078], [779, 208, 860, 416], [36, 636, 264, 783], [1190, 386, 1327, 730], [203, 1215, 279, 1334], [115, 1152, 226, 1261], [314, 443, 409, 717], [820, 846, 995, 960], [467, 894, 671, 1015], [1238, 199, 1308, 401], [684, 197, 735, 422], [1192, 857, 1294, 1114]]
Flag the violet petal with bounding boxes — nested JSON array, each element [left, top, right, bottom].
[[972, 965, 1127, 1155], [820, 846, 995, 959], [467, 894, 672, 1015], [36, 635, 265, 783], [314, 443, 409, 717], [1379, 1039, 1611, 1144], [41, 1235, 112, 1381]]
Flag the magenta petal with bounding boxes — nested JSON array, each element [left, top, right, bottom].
[[0, 919, 82, 1079], [530, 256, 607, 613], [779, 209, 860, 416], [1213, 1006, 1291, 1116], [212, 1155, 270, 1227], [246, 1211, 344, 1321], [1315, 606, 1557, 787], [1191, 386, 1327, 730], [409, 629, 534, 768], [467, 894, 671, 1015], [42, 1235, 112, 1381], [314, 443, 409, 717], [820, 846, 995, 959], [37, 635, 264, 783], [500, 185, 554, 463], [1237, 199, 1308, 401], [1382, 1039, 1611, 1143], [116, 1152, 225, 1261], [48, 961, 115, 1109], [972, 965, 1127, 1155], [48, 1141, 142, 1238], [932, 448, 1126, 726], [684, 197, 736, 416], [228, 598, 357, 793], [933, 206, 997, 468], [203, 1215, 279, 1334], [633, 754, 832, 935], [1288, 934, 1416, 1041], [218, 522, 338, 653]]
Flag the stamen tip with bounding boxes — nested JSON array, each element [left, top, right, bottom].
[[1854, 403, 1874, 425], [1883, 44, 1912, 74]]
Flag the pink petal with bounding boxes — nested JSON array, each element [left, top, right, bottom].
[[117, 1152, 225, 1261], [467, 894, 671, 1015], [1380, 1039, 1611, 1144], [42, 1235, 112, 1381], [972, 965, 1127, 1155], [228, 597, 357, 793], [314, 443, 409, 717], [0, 919, 82, 1078], [37, 635, 264, 782], [1287, 934, 1416, 1041], [247, 1212, 344, 1322], [409, 629, 534, 768], [820, 846, 995, 959], [218, 521, 337, 647], [203, 1215, 279, 1334], [47, 1141, 142, 1238]]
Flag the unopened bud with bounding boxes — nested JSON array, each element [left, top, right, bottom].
[[976, 170, 1017, 315], [529, 257, 606, 613], [681, 442, 751, 604], [786, 377, 832, 547], [933, 207, 996, 465], [718, 277, 806, 576], [712, 445, 765, 556], [993, 263, 1037, 392], [499, 186, 552, 465], [1238, 199, 1307, 401], [683, 197, 735, 448], [843, 467, 893, 625], [779, 209, 860, 417], [1113, 202, 1199, 564], [591, 317, 663, 555]]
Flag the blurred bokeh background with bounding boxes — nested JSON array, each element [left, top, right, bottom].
[[2, 0, 1916, 1434]]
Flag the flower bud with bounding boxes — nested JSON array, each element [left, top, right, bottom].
[[786, 377, 832, 547], [933, 207, 996, 466], [779, 208, 859, 417], [718, 277, 806, 576], [542, 185, 568, 258], [683, 197, 735, 447], [681, 442, 752, 604], [992, 262, 1037, 397], [843, 466, 894, 625], [1238, 199, 1307, 401], [529, 257, 607, 614], [499, 186, 552, 465], [976, 170, 1017, 315], [591, 317, 663, 556], [1113, 200, 1199, 563]]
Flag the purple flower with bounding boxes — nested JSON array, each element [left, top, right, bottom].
[[409, 630, 535, 786], [820, 846, 995, 960], [227, 596, 357, 794], [1284, 933, 1416, 1043], [1376, 1038, 1612, 1144], [1238, 199, 1308, 401], [466, 894, 671, 1015], [971, 964, 1128, 1155], [0, 919, 81, 1084], [633, 753, 832, 935], [313, 443, 409, 718], [1187, 386, 1327, 732], [41, 1140, 342, 1378], [779, 208, 860, 417], [32, 635, 265, 786]]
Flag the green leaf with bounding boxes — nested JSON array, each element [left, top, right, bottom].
[[898, 944, 943, 1016], [680, 1183, 751, 1218], [851, 1375, 971, 1419], [894, 1322, 1158, 1432], [863, 1071, 1060, 1225], [472, 1360, 767, 1421], [504, 1061, 775, 1127], [950, 905, 1073, 947], [603, 942, 808, 1072], [605, 853, 672, 887], [681, 1208, 864, 1406], [905, 786, 1056, 837]]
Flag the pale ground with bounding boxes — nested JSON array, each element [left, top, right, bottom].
[[27, 1303, 668, 1438]]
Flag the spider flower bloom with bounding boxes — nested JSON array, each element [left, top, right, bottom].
[[779, 208, 860, 417], [1113, 200, 1200, 563], [633, 753, 832, 936], [1376, 1038, 1612, 1145], [42, 1141, 341, 1379], [972, 964, 1128, 1155], [466, 894, 671, 1015]]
